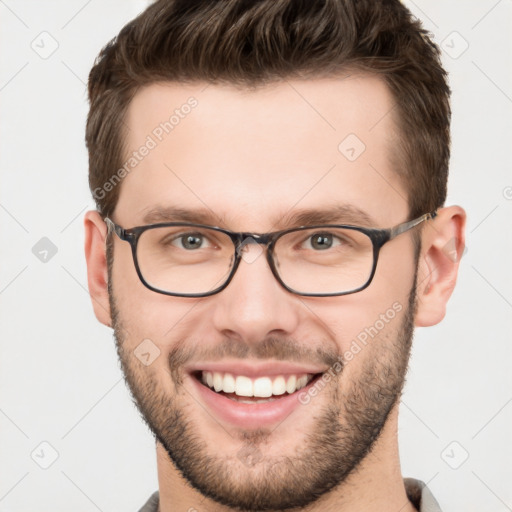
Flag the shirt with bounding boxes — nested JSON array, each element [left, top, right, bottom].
[[138, 477, 442, 511]]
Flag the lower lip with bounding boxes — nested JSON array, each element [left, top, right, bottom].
[[188, 373, 321, 429]]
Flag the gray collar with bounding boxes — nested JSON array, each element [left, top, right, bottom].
[[404, 478, 443, 511], [139, 478, 442, 512]]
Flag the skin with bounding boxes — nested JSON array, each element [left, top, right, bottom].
[[85, 74, 466, 512]]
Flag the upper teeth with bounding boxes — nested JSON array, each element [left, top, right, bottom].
[[201, 371, 312, 397]]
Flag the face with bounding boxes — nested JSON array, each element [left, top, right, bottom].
[[107, 75, 420, 510]]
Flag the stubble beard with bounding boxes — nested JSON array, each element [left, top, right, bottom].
[[108, 261, 418, 511]]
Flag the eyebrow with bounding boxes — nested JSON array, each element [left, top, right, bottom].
[[140, 204, 378, 230]]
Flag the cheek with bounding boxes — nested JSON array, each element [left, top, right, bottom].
[[110, 240, 140, 296], [110, 243, 198, 351], [315, 298, 405, 354], [301, 242, 415, 357], [371, 236, 418, 305]]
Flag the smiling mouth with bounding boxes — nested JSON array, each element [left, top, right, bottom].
[[191, 370, 323, 403]]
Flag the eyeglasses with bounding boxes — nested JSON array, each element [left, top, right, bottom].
[[105, 211, 436, 298]]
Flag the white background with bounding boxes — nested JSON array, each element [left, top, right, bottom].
[[0, 1, 511, 511]]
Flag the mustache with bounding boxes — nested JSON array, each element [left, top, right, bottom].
[[168, 336, 342, 384]]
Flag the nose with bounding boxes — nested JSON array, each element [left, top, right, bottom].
[[211, 241, 301, 344]]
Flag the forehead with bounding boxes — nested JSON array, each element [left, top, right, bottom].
[[116, 75, 407, 229]]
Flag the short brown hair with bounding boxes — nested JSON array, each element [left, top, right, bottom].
[[86, 0, 450, 220]]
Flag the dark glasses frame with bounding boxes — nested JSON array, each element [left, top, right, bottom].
[[105, 210, 437, 298]]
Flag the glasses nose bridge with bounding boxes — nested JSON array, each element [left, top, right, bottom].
[[231, 232, 276, 270], [238, 232, 273, 248], [234, 232, 275, 261], [228, 231, 281, 291]]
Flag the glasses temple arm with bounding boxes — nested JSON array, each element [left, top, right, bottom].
[[104, 217, 126, 239], [388, 210, 437, 240]]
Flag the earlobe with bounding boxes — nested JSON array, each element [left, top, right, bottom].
[[414, 205, 467, 327], [84, 210, 112, 327]]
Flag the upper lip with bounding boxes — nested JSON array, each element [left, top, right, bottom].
[[186, 360, 327, 379]]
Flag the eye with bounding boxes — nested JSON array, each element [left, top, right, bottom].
[[169, 232, 212, 250], [303, 232, 345, 251]]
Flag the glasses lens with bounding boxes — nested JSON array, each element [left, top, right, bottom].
[[273, 227, 374, 294], [136, 226, 234, 295]]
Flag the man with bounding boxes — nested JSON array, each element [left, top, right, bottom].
[[84, 0, 466, 510]]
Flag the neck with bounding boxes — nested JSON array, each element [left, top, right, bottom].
[[155, 404, 417, 512]]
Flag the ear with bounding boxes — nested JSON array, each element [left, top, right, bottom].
[[84, 210, 112, 327], [414, 205, 467, 327]]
